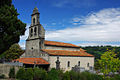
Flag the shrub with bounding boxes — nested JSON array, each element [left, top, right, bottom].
[[0, 74, 5, 79], [33, 67, 47, 80], [79, 71, 103, 80], [69, 71, 80, 80], [48, 68, 60, 80], [16, 67, 25, 80], [63, 71, 70, 80], [9, 67, 15, 78], [24, 68, 34, 80]]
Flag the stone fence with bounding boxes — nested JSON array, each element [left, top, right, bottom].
[[0, 63, 20, 77]]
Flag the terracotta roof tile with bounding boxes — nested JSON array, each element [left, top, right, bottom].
[[14, 58, 49, 65], [45, 40, 80, 48], [42, 49, 94, 57]]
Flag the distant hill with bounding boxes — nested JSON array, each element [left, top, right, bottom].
[[80, 46, 120, 60]]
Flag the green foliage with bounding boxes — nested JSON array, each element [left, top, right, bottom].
[[0, 74, 6, 79], [16, 67, 120, 80], [0, 43, 24, 60], [33, 67, 47, 80], [16, 67, 26, 80], [62, 71, 70, 80], [82, 46, 120, 60], [24, 68, 34, 80], [111, 74, 120, 80], [69, 71, 80, 80], [62, 71, 103, 80], [48, 68, 60, 80], [0, 0, 26, 54], [97, 50, 120, 77], [79, 71, 103, 80], [9, 67, 15, 78]]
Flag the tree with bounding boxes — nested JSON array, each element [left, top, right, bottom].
[[48, 68, 60, 80], [25, 68, 34, 80], [0, 0, 26, 54], [16, 67, 25, 80], [33, 67, 47, 80], [97, 49, 120, 77], [0, 43, 24, 61], [9, 67, 15, 79], [63, 71, 70, 80]]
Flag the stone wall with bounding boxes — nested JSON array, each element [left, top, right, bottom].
[[39, 51, 49, 61], [25, 39, 40, 57], [0, 64, 19, 77], [45, 45, 80, 51], [49, 56, 94, 72]]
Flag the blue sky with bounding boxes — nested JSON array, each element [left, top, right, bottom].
[[12, 0, 120, 48]]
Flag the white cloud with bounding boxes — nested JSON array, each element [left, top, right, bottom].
[[19, 24, 30, 49], [20, 24, 30, 41], [19, 42, 25, 49], [46, 8, 120, 43]]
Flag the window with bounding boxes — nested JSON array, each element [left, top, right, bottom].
[[87, 63, 89, 67], [78, 61, 80, 66], [33, 18, 35, 25], [30, 28, 33, 37], [34, 27, 37, 35], [67, 61, 70, 67]]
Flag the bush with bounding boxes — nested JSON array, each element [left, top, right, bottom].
[[79, 71, 104, 80], [0, 74, 5, 79], [16, 67, 25, 80], [109, 74, 120, 80], [24, 68, 34, 80], [33, 67, 47, 80], [9, 67, 15, 78], [15, 67, 106, 80], [48, 68, 60, 80], [63, 71, 70, 80], [69, 71, 80, 80]]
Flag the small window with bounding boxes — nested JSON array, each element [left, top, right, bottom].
[[33, 18, 35, 25], [30, 29, 33, 37], [34, 27, 37, 35], [67, 61, 70, 67], [78, 61, 80, 66], [87, 63, 89, 67]]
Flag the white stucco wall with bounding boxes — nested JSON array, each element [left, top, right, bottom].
[[45, 45, 80, 51], [49, 56, 94, 71]]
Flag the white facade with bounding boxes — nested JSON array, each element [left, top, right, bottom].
[[49, 56, 94, 71]]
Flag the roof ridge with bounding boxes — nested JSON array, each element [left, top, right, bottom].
[[45, 40, 75, 45], [45, 40, 80, 47], [42, 49, 80, 52]]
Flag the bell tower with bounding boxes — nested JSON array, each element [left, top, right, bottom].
[[25, 7, 45, 57]]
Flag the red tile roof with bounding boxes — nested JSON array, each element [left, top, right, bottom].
[[14, 58, 49, 65], [45, 40, 80, 48], [42, 49, 94, 57]]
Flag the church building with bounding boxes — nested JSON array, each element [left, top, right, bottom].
[[15, 8, 94, 71]]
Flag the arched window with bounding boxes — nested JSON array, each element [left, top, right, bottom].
[[67, 61, 70, 67], [34, 27, 37, 35], [30, 28, 33, 37], [78, 61, 80, 66], [33, 18, 35, 25], [87, 63, 89, 67]]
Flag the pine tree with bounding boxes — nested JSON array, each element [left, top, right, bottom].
[[0, 0, 26, 54]]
